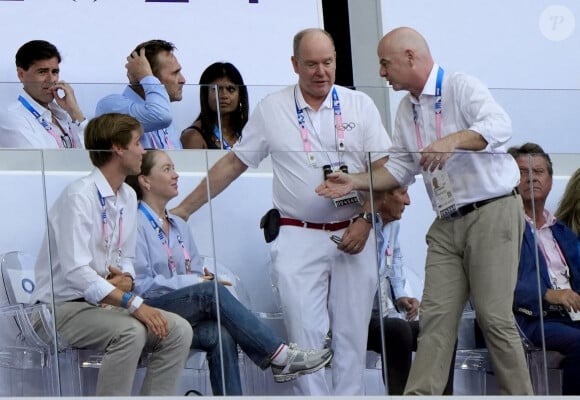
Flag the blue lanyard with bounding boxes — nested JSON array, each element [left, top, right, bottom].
[[18, 95, 74, 148], [412, 67, 444, 148], [213, 125, 232, 150], [294, 86, 344, 166], [138, 203, 192, 274]]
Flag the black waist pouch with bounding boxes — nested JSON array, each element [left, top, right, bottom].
[[260, 208, 280, 243]]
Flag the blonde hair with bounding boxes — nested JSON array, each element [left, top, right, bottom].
[[555, 168, 580, 235]]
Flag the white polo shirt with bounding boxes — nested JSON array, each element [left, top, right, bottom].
[[234, 84, 391, 223]]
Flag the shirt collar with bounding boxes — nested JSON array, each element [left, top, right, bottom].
[[524, 208, 557, 229], [20, 90, 68, 121], [139, 200, 177, 225], [419, 63, 441, 97], [91, 168, 115, 198], [294, 84, 334, 111], [20, 90, 51, 116]]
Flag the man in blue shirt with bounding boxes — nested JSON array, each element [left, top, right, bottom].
[[95, 39, 185, 149]]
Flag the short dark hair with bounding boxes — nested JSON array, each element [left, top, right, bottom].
[[84, 113, 142, 167], [15, 40, 61, 70], [133, 39, 176, 76], [125, 150, 160, 200], [507, 142, 553, 176], [195, 62, 249, 145]]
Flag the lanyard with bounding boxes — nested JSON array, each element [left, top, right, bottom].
[[213, 125, 232, 150], [294, 86, 344, 167], [139, 203, 192, 274], [147, 129, 174, 150], [412, 67, 444, 149], [18, 95, 75, 148], [97, 188, 123, 267], [537, 233, 570, 289]]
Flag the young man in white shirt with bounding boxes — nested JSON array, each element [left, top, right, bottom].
[[32, 113, 192, 396]]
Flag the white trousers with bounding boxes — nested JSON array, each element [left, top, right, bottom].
[[270, 225, 378, 395]]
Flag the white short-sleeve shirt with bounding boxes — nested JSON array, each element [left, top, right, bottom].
[[234, 84, 391, 222]]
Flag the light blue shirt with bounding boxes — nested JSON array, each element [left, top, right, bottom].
[[95, 76, 182, 149], [375, 219, 410, 302], [134, 202, 203, 298]]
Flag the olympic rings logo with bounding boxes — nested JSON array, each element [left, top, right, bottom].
[[335, 122, 356, 131]]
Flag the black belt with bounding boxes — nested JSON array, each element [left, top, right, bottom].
[[443, 188, 519, 220], [544, 309, 568, 319]]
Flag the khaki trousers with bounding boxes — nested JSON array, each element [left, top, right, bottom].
[[404, 195, 533, 395], [55, 301, 192, 396]]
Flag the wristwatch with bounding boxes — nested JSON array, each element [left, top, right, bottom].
[[356, 212, 373, 223]]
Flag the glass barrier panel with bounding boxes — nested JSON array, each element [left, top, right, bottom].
[[0, 79, 579, 396], [0, 149, 60, 396]]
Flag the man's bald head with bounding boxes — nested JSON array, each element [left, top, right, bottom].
[[380, 27, 431, 58], [377, 27, 434, 97]]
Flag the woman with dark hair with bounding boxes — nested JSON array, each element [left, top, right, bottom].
[[181, 62, 249, 149]]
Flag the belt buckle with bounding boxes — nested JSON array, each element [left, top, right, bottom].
[[321, 223, 328, 231]]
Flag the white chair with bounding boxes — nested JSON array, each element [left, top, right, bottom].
[[0, 251, 58, 396], [453, 302, 490, 395], [2, 250, 212, 396]]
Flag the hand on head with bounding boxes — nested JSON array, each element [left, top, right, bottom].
[[126, 47, 153, 84]]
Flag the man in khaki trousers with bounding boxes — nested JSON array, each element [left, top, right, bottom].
[[316, 26, 533, 394]]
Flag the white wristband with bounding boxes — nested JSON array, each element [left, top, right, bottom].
[[128, 295, 144, 314]]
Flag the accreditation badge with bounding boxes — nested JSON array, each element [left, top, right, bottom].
[[332, 191, 361, 207], [426, 168, 458, 219]]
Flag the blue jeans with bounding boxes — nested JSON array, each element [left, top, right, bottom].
[[517, 314, 580, 395], [145, 281, 283, 395]]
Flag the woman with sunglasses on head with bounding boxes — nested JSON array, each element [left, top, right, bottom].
[[181, 62, 249, 150]]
